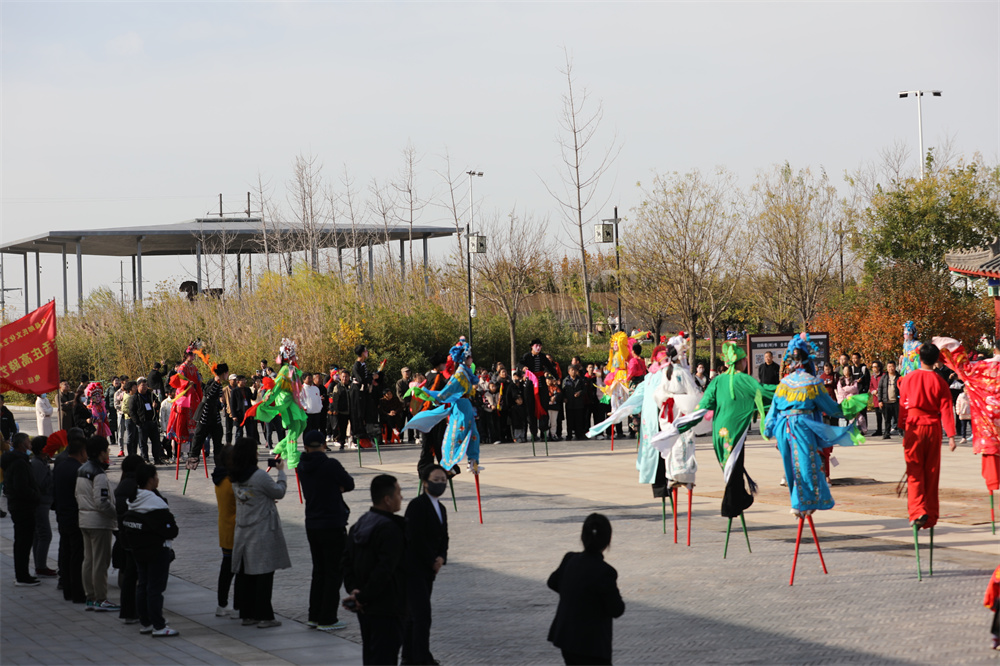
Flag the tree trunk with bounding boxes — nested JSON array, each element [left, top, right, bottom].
[[508, 315, 518, 371], [687, 313, 698, 368], [708, 323, 717, 374]]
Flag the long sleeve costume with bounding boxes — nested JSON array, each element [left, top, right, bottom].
[[167, 358, 203, 447], [898, 367, 955, 528], [935, 337, 1000, 491], [899, 321, 922, 377], [85, 382, 112, 439], [405, 344, 481, 469], [247, 362, 307, 469]]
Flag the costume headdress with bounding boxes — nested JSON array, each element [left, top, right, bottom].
[[84, 382, 103, 400], [449, 341, 471, 365], [276, 338, 298, 366], [185, 339, 214, 370], [903, 321, 917, 338], [783, 332, 820, 376], [721, 341, 747, 400]]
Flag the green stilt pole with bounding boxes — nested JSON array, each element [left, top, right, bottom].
[[374, 436, 382, 464], [929, 527, 934, 576], [182, 468, 190, 495], [991, 491, 995, 535], [913, 524, 922, 582], [531, 433, 536, 457], [724, 518, 733, 559], [740, 513, 752, 553], [544, 431, 549, 456], [449, 478, 457, 512], [662, 495, 667, 534], [357, 442, 363, 468], [668, 489, 675, 514]]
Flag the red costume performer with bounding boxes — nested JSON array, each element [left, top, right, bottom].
[[898, 365, 955, 529], [166, 343, 205, 451], [934, 337, 1000, 491]]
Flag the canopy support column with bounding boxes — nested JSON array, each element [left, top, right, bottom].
[[76, 238, 84, 313], [136, 236, 144, 303]]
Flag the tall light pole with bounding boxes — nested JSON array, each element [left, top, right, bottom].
[[898, 90, 942, 178], [466, 170, 483, 347]]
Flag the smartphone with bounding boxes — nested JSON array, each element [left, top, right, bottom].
[[266, 457, 278, 468], [343, 598, 358, 612]]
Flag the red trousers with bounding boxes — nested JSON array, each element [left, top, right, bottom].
[[983, 455, 1000, 492], [903, 424, 942, 528]]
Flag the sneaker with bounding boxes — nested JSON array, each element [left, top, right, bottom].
[[117, 450, 125, 457], [992, 636, 1000, 650], [779, 478, 787, 487], [215, 606, 230, 617], [492, 440, 501, 445], [93, 600, 120, 612], [151, 626, 179, 637], [139, 625, 153, 634], [14, 578, 40, 587], [961, 437, 968, 444], [241, 618, 257, 626], [307, 620, 318, 628], [257, 620, 282, 629], [35, 567, 58, 578], [122, 618, 140, 625], [85, 600, 97, 610], [317, 621, 347, 631]]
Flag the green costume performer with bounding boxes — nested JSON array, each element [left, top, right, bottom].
[[652, 342, 775, 518], [244, 338, 307, 469]]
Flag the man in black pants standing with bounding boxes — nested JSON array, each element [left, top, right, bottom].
[[53, 432, 87, 602], [520, 338, 557, 441], [298, 430, 355, 631], [188, 363, 228, 468], [1, 433, 40, 586]]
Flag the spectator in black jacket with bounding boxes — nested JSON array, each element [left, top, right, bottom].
[[30, 436, 57, 578], [547, 513, 625, 665], [298, 430, 355, 632], [147, 362, 165, 402], [757, 352, 781, 387], [343, 474, 406, 666], [53, 431, 87, 602], [123, 463, 180, 637], [0, 394, 18, 443], [877, 362, 902, 439], [114, 455, 144, 624], [520, 339, 557, 440], [563, 365, 587, 441], [2, 432, 40, 585], [130, 379, 161, 463], [402, 464, 450, 666], [850, 353, 871, 394], [189, 363, 228, 467]]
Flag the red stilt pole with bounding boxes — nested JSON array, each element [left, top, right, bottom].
[[672, 487, 679, 544], [790, 516, 804, 586], [687, 486, 693, 547], [610, 428, 614, 452], [296, 469, 303, 504], [806, 515, 827, 574], [473, 469, 483, 524], [203, 447, 209, 478], [175, 441, 181, 480]]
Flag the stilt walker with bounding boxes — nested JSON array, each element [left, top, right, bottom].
[[935, 336, 1000, 534], [899, 340, 957, 580], [651, 342, 776, 556], [763, 333, 868, 584]]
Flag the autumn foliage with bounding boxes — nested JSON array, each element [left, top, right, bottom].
[[812, 263, 993, 364]]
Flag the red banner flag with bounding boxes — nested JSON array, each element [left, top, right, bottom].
[[1, 301, 59, 395]]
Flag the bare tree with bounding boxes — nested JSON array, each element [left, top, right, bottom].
[[543, 49, 620, 343], [751, 163, 843, 327], [393, 142, 427, 275], [626, 170, 741, 366], [433, 149, 470, 266], [473, 210, 549, 368], [288, 153, 327, 271], [337, 166, 365, 286]]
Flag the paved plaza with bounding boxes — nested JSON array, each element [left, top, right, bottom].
[[3, 407, 999, 664]]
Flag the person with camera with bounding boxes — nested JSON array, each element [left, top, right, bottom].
[[342, 474, 406, 665], [230, 437, 291, 629], [122, 463, 179, 637]]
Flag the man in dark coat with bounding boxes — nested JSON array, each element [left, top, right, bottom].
[[520, 338, 557, 440], [402, 465, 450, 666], [53, 431, 87, 602], [343, 474, 406, 666], [2, 432, 40, 585]]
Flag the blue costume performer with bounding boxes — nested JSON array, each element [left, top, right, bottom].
[[763, 333, 868, 516], [404, 342, 481, 472]]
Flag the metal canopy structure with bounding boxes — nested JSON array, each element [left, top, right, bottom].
[[0, 217, 456, 314]]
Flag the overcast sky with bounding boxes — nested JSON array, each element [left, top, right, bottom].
[[2, 1, 998, 314]]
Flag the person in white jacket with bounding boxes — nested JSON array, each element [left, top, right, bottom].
[[302, 374, 324, 436], [35, 393, 53, 436]]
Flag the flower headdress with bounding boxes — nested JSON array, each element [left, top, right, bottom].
[[904, 321, 917, 338], [185, 339, 214, 370], [783, 332, 820, 375], [84, 382, 104, 401], [276, 338, 298, 366], [449, 341, 471, 366]]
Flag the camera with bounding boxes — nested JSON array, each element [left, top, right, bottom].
[[266, 457, 278, 468]]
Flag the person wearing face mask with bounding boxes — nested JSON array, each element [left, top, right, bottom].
[[402, 464, 450, 666], [297, 430, 355, 632]]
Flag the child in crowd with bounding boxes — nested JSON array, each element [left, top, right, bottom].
[[510, 394, 527, 443], [956, 389, 971, 443], [546, 375, 563, 441], [483, 381, 502, 445]]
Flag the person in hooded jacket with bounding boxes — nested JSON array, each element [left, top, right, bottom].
[[230, 437, 290, 628], [298, 429, 355, 631], [212, 444, 239, 618], [343, 474, 406, 666], [2, 432, 40, 585], [122, 463, 180, 637], [30, 436, 57, 578], [114, 455, 144, 624], [76, 436, 119, 612]]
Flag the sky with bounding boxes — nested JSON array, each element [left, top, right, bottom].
[[2, 1, 998, 314]]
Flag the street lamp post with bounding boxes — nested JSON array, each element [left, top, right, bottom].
[[466, 170, 483, 347], [898, 90, 942, 178], [598, 206, 623, 334]]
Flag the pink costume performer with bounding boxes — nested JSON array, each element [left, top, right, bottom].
[[167, 342, 205, 454], [85, 382, 112, 438]]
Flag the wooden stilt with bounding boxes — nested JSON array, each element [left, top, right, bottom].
[[449, 477, 457, 512], [203, 447, 209, 478], [175, 441, 181, 480], [374, 436, 382, 464], [531, 433, 536, 457], [610, 427, 614, 451], [991, 491, 995, 536], [686, 486, 693, 547], [806, 515, 827, 574], [544, 431, 549, 456], [672, 487, 679, 544], [295, 469, 303, 504], [661, 495, 667, 535], [739, 513, 752, 553], [357, 441, 363, 468], [789, 516, 805, 586], [913, 524, 922, 582], [724, 518, 733, 559], [182, 468, 190, 495], [929, 526, 933, 576], [473, 466, 483, 524]]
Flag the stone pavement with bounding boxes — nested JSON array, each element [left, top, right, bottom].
[[3, 406, 1000, 664]]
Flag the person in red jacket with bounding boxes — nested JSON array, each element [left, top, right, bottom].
[[899, 342, 956, 530]]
